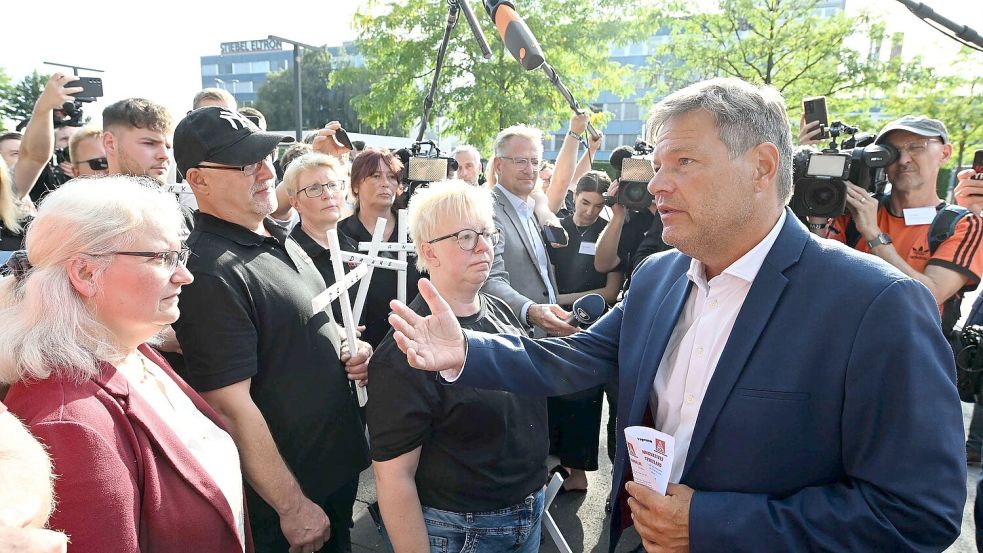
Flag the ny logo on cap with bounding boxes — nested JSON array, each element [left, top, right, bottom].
[[218, 109, 250, 131]]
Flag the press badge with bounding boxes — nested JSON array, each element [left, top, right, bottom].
[[903, 207, 936, 226], [579, 241, 597, 256]]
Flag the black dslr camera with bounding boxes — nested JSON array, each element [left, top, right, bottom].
[[394, 140, 459, 204], [607, 140, 655, 211], [790, 121, 898, 219]]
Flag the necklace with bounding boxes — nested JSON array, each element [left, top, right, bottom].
[[137, 353, 177, 411]]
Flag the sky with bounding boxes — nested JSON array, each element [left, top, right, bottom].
[[1, 0, 980, 131]]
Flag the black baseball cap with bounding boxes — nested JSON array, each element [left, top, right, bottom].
[[875, 115, 949, 145], [174, 106, 293, 177]]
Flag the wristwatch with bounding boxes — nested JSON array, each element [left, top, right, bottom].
[[866, 233, 893, 250]]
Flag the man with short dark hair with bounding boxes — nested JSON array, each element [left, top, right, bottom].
[[0, 132, 21, 169], [172, 107, 372, 553], [102, 98, 173, 184]]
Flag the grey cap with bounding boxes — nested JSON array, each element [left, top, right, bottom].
[[875, 115, 948, 145]]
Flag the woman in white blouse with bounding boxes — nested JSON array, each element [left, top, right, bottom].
[[0, 177, 249, 552]]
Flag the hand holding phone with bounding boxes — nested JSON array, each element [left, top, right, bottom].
[[802, 97, 829, 141], [973, 149, 983, 181]]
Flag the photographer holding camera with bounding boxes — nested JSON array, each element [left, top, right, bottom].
[[809, 116, 983, 336], [12, 74, 83, 206]]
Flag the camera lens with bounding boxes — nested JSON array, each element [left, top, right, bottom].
[[806, 181, 846, 212], [623, 182, 645, 202]]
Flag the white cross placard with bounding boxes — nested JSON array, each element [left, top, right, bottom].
[[357, 209, 414, 304]]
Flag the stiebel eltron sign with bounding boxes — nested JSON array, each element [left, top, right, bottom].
[[220, 39, 283, 54]]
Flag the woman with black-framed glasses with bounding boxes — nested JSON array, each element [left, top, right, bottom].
[[280, 152, 350, 291], [368, 179, 548, 553], [0, 177, 249, 552]]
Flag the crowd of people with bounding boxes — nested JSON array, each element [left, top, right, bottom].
[[0, 70, 981, 553]]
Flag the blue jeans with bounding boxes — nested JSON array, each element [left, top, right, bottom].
[[422, 488, 545, 553]]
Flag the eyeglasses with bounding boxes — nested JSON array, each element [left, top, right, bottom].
[[298, 181, 346, 198], [193, 159, 269, 177], [500, 156, 542, 170], [108, 246, 192, 271], [74, 157, 108, 170], [893, 138, 942, 157], [428, 228, 501, 251]]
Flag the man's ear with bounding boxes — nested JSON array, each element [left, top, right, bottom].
[[66, 257, 100, 298], [750, 142, 780, 193], [184, 168, 208, 195], [102, 130, 116, 157], [940, 143, 953, 165], [420, 242, 440, 269]]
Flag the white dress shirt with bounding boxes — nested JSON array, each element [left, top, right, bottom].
[[118, 355, 246, 550], [495, 185, 557, 321], [653, 211, 786, 482]]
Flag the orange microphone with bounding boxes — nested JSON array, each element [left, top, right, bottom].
[[484, 0, 545, 70]]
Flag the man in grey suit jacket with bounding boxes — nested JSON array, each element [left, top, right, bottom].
[[481, 125, 577, 338]]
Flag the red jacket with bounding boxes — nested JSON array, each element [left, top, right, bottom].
[[4, 345, 251, 552]]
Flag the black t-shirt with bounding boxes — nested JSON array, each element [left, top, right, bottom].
[[173, 212, 369, 520], [620, 209, 670, 289], [290, 222, 338, 290], [367, 293, 548, 512], [336, 212, 423, 348], [548, 216, 610, 306]]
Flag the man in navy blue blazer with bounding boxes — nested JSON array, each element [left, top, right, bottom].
[[386, 78, 967, 552]]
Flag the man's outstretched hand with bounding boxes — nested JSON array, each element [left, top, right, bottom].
[[388, 278, 466, 375]]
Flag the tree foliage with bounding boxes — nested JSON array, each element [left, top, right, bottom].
[[0, 70, 48, 127], [335, 0, 638, 152], [641, 0, 929, 123], [254, 50, 398, 135]]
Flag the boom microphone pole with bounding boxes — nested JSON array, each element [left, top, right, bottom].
[[483, 0, 602, 141], [416, 0, 493, 143], [894, 0, 983, 50]]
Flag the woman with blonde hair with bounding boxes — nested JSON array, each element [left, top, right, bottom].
[[0, 177, 250, 552]]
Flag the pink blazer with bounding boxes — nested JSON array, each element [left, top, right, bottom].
[[4, 345, 252, 552]]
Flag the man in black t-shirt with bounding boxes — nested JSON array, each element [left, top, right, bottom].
[[172, 107, 372, 553]]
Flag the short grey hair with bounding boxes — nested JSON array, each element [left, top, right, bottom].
[[406, 179, 495, 272], [493, 125, 544, 158], [645, 78, 793, 204], [282, 153, 345, 197], [452, 144, 482, 164], [0, 177, 184, 385]]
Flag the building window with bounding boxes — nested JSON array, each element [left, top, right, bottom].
[[251, 61, 271, 73], [202, 64, 218, 76], [233, 81, 254, 93], [232, 62, 251, 74], [623, 102, 640, 120]]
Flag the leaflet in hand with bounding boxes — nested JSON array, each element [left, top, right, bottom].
[[624, 426, 674, 495]]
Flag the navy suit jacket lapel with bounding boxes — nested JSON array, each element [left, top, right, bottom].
[[627, 271, 692, 425], [682, 211, 807, 477]]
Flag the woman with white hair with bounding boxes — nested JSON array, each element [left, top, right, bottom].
[[0, 177, 249, 552], [368, 180, 548, 553], [283, 152, 348, 289]]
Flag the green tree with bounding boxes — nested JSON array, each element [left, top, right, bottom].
[[882, 48, 983, 193], [254, 50, 399, 136], [641, 0, 929, 126], [0, 67, 14, 132], [335, 0, 638, 152], [0, 70, 49, 125]]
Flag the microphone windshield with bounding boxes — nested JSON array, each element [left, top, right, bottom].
[[571, 293, 607, 327], [609, 146, 635, 175]]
